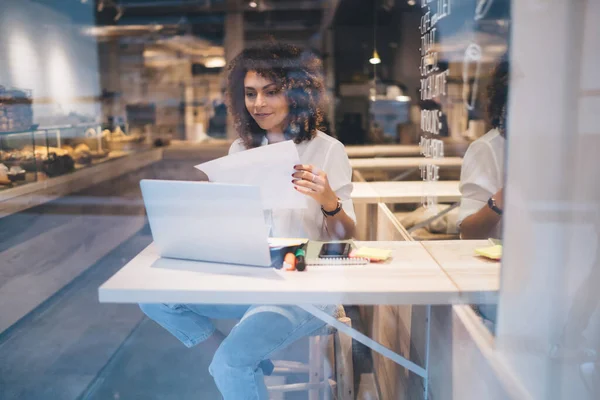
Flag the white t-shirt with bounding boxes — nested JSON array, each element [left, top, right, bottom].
[[229, 131, 356, 240], [457, 129, 505, 239]]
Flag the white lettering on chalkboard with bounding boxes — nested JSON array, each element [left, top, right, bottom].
[[462, 43, 482, 111], [420, 137, 445, 159], [419, 0, 452, 208], [420, 11, 431, 34], [474, 0, 494, 21], [420, 27, 437, 56], [432, 0, 452, 25], [421, 0, 435, 9], [420, 70, 449, 100], [420, 109, 444, 135], [419, 52, 439, 76], [420, 163, 440, 182]]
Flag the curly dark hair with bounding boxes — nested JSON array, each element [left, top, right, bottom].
[[487, 54, 510, 135], [226, 43, 326, 149]]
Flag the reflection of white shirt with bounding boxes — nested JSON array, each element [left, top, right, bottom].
[[458, 129, 505, 239], [229, 131, 356, 240]]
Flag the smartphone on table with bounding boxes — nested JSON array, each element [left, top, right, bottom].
[[318, 242, 352, 258]]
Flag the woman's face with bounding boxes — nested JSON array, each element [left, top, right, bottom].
[[244, 71, 289, 133]]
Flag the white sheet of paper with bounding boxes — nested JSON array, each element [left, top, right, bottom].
[[194, 140, 307, 210]]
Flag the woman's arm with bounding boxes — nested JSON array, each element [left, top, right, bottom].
[[292, 164, 356, 240], [321, 198, 356, 240], [459, 188, 503, 239], [457, 137, 504, 240]]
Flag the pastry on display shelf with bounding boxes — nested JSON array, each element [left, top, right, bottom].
[[0, 163, 9, 185], [61, 143, 109, 160], [75, 127, 110, 156], [7, 166, 26, 182], [61, 145, 75, 155], [73, 143, 92, 165], [19, 145, 70, 158], [89, 149, 110, 159], [1, 149, 40, 171], [74, 143, 91, 153], [105, 126, 145, 150], [1, 145, 71, 171], [0, 145, 76, 178]]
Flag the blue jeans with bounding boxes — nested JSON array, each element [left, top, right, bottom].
[[139, 303, 335, 400]]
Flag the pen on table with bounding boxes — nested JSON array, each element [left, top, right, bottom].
[[295, 243, 307, 271], [283, 252, 296, 271]]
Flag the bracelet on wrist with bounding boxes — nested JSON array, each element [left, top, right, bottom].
[[321, 198, 342, 217]]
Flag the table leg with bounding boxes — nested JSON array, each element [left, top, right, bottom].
[[300, 305, 427, 379], [423, 305, 432, 400], [366, 204, 378, 241]]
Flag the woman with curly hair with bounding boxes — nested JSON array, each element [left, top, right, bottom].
[[140, 44, 356, 400], [227, 43, 356, 240], [458, 55, 509, 240]]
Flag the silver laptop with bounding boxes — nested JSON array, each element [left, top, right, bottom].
[[140, 179, 271, 267]]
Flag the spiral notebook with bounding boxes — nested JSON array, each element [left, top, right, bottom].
[[306, 257, 369, 266], [305, 240, 369, 265]]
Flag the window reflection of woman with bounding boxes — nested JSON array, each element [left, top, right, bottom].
[[458, 57, 509, 240], [457, 56, 509, 331]]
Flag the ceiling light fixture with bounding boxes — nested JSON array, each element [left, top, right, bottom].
[[369, 3, 381, 66], [204, 57, 226, 68], [249, 1, 258, 8], [408, 0, 416, 6], [369, 2, 381, 101], [369, 50, 381, 65]]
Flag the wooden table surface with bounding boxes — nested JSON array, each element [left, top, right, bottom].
[[349, 157, 463, 172], [350, 182, 381, 204], [345, 145, 421, 158], [99, 241, 465, 306], [422, 240, 500, 304], [99, 240, 500, 306], [352, 181, 461, 204], [345, 143, 470, 159]]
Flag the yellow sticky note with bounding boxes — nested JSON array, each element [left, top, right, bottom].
[[474, 245, 503, 260], [352, 247, 392, 261]]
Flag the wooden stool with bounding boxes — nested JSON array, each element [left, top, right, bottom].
[[267, 312, 354, 400]]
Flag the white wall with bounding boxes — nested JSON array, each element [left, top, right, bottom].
[[0, 0, 101, 125]]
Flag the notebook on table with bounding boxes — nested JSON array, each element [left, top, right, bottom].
[[305, 241, 369, 266]]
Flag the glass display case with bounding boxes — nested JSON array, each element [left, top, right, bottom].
[[0, 122, 149, 191], [0, 128, 45, 189]]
